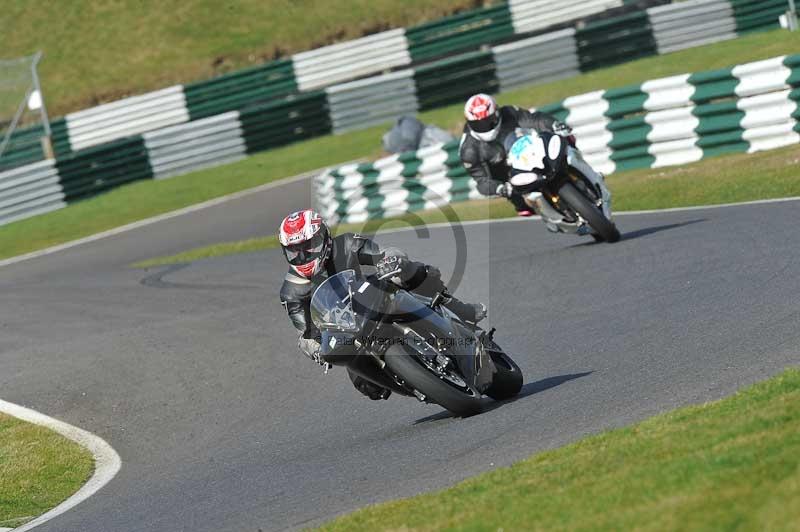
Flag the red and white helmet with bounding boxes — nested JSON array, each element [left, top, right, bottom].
[[278, 209, 331, 278], [465, 93, 502, 142]]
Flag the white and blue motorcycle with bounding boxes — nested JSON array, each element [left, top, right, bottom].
[[504, 129, 620, 243]]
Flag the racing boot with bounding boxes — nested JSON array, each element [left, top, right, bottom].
[[509, 194, 534, 217], [409, 264, 487, 324], [442, 295, 487, 324], [349, 371, 391, 400]]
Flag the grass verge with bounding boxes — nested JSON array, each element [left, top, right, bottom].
[[319, 367, 800, 531], [134, 143, 800, 267], [1, 29, 796, 262], [2, 0, 486, 116], [0, 413, 94, 529]]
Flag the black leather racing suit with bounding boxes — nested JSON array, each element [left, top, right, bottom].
[[279, 232, 478, 399], [459, 105, 560, 212]]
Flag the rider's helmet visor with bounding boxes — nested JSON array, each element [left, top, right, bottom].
[[469, 112, 499, 133], [282, 227, 328, 266]]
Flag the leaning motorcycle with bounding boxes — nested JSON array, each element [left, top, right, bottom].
[[310, 269, 523, 416], [505, 129, 620, 243]]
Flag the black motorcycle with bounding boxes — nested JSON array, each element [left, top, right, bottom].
[[505, 129, 620, 243], [310, 269, 523, 416]]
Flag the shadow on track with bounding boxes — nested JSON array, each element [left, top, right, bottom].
[[621, 218, 707, 241], [413, 371, 593, 424], [567, 218, 707, 249]]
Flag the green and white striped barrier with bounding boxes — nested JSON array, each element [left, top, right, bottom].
[[0, 1, 791, 226], [317, 54, 800, 224], [315, 141, 480, 224], [1, 0, 670, 168], [538, 54, 800, 173], [2, 0, 786, 169]]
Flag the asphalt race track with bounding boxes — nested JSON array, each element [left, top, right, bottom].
[[1, 177, 799, 531]]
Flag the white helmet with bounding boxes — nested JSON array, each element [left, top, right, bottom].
[[278, 209, 331, 278], [464, 93, 502, 142]]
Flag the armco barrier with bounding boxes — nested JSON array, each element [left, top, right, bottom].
[[143, 111, 246, 180], [0, 3, 792, 225], [0, 0, 652, 172], [406, 4, 514, 64], [509, 0, 623, 34], [317, 54, 800, 224], [183, 59, 297, 121], [293, 29, 411, 92], [493, 28, 580, 92], [414, 50, 497, 111], [0, 125, 48, 172], [65, 86, 189, 152], [0, 159, 65, 226], [576, 10, 658, 71], [55, 136, 152, 202], [239, 91, 331, 153], [0, 0, 785, 173], [1, 119, 69, 172], [649, 0, 737, 54], [326, 70, 419, 134], [731, 0, 787, 32]]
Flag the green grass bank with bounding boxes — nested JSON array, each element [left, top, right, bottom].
[[319, 368, 800, 531], [2, 0, 487, 116], [0, 413, 94, 529]]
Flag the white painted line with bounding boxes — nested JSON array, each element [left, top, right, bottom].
[[1, 527, 14, 532], [614, 195, 800, 216], [0, 399, 121, 532], [0, 170, 318, 269]]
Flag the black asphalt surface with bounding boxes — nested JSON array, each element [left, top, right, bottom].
[[1, 181, 798, 531]]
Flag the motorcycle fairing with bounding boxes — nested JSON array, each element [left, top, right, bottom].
[[319, 329, 359, 364], [389, 290, 495, 393], [522, 146, 613, 234]]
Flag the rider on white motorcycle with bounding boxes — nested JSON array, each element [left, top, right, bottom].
[[459, 93, 610, 230]]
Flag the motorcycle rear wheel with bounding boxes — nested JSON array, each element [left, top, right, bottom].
[[558, 181, 620, 243], [385, 344, 483, 417]]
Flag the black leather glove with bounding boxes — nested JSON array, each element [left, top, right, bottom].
[[376, 254, 413, 281], [552, 120, 573, 137], [298, 336, 323, 365], [496, 181, 514, 198]]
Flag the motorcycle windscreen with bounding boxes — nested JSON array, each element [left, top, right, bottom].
[[310, 270, 360, 332], [310, 269, 387, 332]]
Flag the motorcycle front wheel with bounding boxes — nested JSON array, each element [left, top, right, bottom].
[[558, 181, 620, 243], [385, 344, 483, 417]]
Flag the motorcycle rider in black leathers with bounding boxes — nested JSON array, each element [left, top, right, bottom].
[[278, 209, 486, 400], [459, 93, 571, 215]]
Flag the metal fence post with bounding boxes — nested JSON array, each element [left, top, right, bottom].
[[30, 51, 55, 158]]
